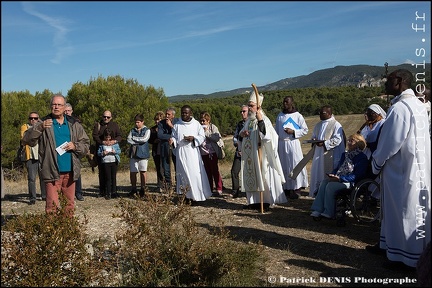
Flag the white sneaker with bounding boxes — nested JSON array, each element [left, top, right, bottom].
[[310, 211, 321, 217]]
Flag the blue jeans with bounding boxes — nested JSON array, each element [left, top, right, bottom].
[[75, 176, 82, 196], [311, 179, 349, 218], [160, 141, 176, 186], [26, 159, 46, 200]]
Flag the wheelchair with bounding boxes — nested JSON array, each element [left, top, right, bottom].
[[334, 178, 381, 227]]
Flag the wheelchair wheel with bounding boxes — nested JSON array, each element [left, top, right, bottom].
[[350, 178, 380, 223]]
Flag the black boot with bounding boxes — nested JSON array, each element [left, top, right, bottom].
[[139, 187, 145, 197], [231, 189, 240, 198], [128, 188, 137, 197]]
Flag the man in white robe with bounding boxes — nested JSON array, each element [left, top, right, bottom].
[[239, 91, 287, 211], [275, 96, 308, 199], [170, 105, 212, 202], [370, 69, 431, 269], [309, 105, 345, 197]]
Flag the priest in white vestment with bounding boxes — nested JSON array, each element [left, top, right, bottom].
[[371, 69, 431, 269], [308, 105, 345, 197], [275, 96, 309, 199], [170, 105, 212, 202], [238, 91, 287, 211]]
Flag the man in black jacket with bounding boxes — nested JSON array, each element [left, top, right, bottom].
[[230, 104, 248, 198], [92, 111, 122, 197], [157, 107, 178, 190]]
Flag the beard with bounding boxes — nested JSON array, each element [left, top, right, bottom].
[[248, 110, 256, 120]]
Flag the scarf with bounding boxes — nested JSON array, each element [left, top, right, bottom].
[[336, 148, 362, 177]]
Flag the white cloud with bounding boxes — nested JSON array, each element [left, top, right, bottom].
[[21, 2, 73, 64]]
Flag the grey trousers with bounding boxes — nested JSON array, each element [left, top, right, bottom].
[[26, 159, 46, 200]]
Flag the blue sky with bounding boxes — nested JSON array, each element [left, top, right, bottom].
[[1, 1, 430, 97]]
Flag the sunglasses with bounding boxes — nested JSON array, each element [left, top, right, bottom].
[[29, 117, 39, 120], [103, 116, 111, 119], [240, 110, 248, 113]]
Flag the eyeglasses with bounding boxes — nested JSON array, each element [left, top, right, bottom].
[[29, 117, 39, 120], [51, 104, 64, 107], [103, 116, 111, 119], [240, 110, 248, 113]]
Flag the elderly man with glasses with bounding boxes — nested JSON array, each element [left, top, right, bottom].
[[92, 110, 123, 197], [238, 92, 287, 212], [22, 94, 90, 216]]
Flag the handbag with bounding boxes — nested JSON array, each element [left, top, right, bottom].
[[86, 144, 98, 168], [16, 145, 26, 163]]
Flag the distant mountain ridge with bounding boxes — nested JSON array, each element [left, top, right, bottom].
[[169, 63, 430, 101]]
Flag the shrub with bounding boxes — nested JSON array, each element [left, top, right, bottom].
[[1, 198, 94, 286], [109, 194, 265, 286], [1, 192, 265, 286]]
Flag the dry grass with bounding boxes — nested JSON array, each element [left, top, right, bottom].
[[1, 114, 419, 287]]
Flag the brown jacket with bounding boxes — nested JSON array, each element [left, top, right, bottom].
[[22, 114, 90, 182]]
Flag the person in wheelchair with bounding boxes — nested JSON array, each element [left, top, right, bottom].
[[310, 133, 369, 219]]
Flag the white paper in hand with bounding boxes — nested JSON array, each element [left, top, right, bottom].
[[56, 141, 69, 156]]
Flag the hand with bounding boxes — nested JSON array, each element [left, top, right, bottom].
[[43, 119, 53, 130], [256, 109, 263, 121], [166, 119, 173, 128], [327, 174, 339, 181], [103, 139, 116, 146], [184, 135, 194, 142], [284, 128, 294, 135], [315, 139, 324, 147], [64, 142, 75, 152]]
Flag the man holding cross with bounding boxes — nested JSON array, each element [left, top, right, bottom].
[[238, 91, 287, 212]]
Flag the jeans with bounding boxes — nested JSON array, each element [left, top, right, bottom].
[[153, 154, 164, 187], [160, 141, 176, 186], [311, 178, 349, 218], [26, 159, 46, 200], [75, 176, 82, 196]]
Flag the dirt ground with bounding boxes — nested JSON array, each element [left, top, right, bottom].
[[1, 165, 419, 287], [0, 115, 420, 287]]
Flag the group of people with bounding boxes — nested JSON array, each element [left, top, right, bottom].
[[305, 69, 430, 272], [18, 69, 430, 272], [233, 68, 430, 272]]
